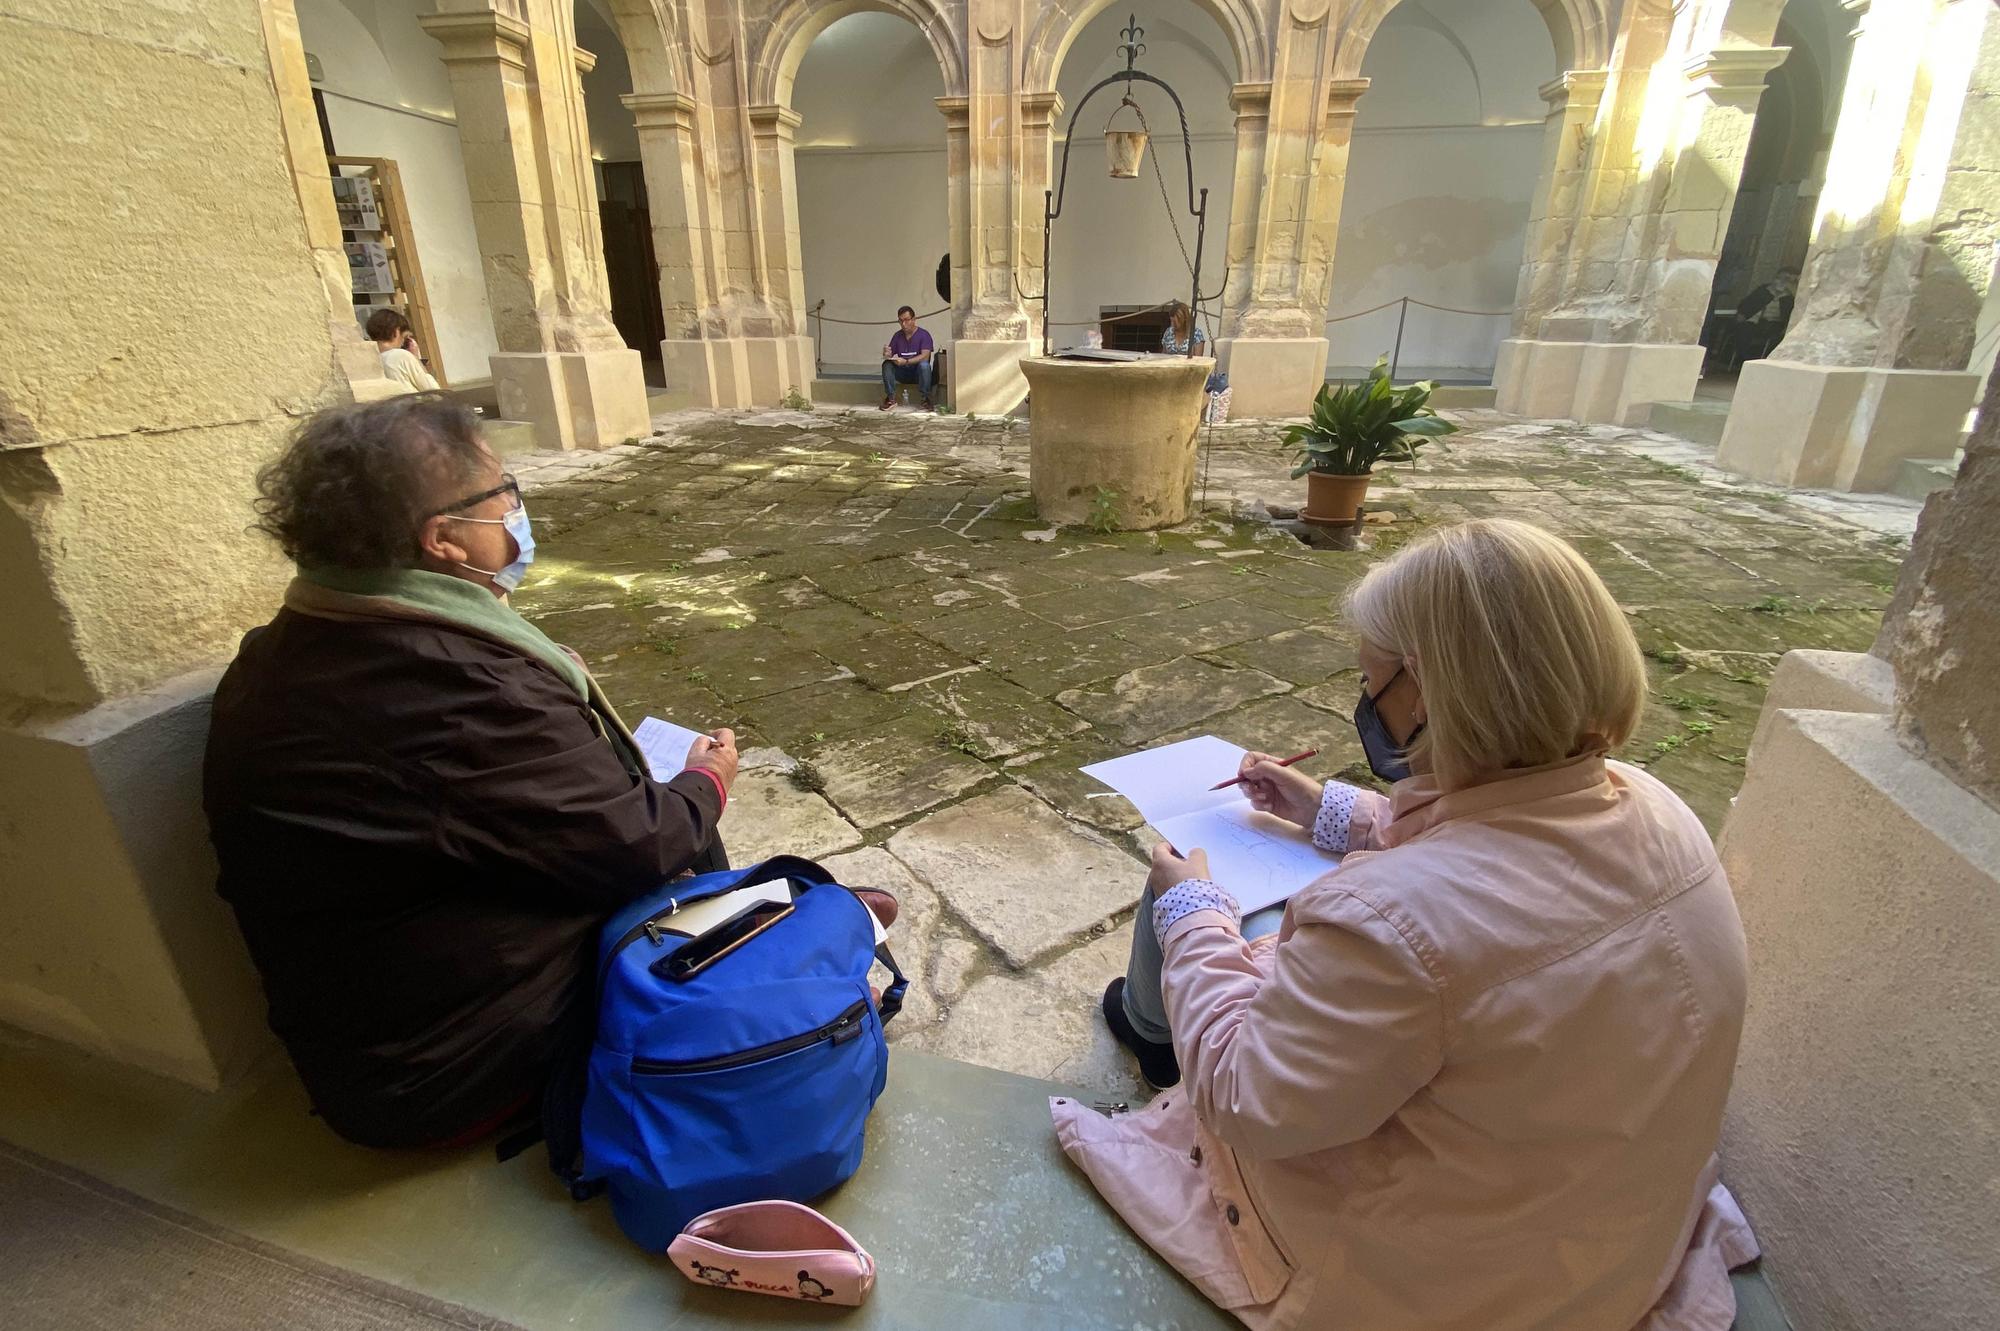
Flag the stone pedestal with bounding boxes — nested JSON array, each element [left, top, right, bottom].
[[492, 349, 649, 452], [1214, 338, 1329, 419], [1715, 360, 1980, 492], [1021, 357, 1212, 529], [0, 671, 270, 1090], [662, 338, 750, 408], [1494, 339, 1702, 424], [1719, 702, 2000, 1331], [744, 335, 815, 405], [952, 339, 1032, 416]]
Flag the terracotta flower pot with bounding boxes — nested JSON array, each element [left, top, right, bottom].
[[1303, 469, 1371, 525]]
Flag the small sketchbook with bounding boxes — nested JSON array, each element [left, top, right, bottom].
[[634, 716, 708, 781], [635, 715, 887, 947], [1081, 735, 1338, 913]]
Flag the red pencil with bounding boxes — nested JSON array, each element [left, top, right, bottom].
[[1210, 749, 1318, 791]]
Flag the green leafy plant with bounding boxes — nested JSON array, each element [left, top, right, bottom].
[[1087, 486, 1121, 534], [1282, 357, 1458, 479], [780, 387, 812, 412]]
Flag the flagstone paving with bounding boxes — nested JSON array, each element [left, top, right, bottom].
[[510, 405, 1915, 1099]]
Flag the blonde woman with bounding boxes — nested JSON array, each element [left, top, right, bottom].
[[1061, 519, 1757, 1330]]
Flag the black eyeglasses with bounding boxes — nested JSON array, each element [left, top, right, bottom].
[[433, 473, 520, 518]]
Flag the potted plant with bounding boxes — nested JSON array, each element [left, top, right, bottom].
[[1282, 357, 1458, 524]]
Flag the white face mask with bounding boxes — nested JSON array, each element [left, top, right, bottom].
[[450, 504, 536, 591]]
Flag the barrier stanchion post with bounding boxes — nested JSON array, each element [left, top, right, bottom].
[[1391, 297, 1409, 382]]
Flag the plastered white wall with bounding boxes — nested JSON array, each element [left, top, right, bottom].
[[793, 14, 951, 370], [297, 0, 501, 385], [1327, 0, 1555, 379]]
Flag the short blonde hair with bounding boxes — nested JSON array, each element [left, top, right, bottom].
[[1343, 519, 1646, 789]]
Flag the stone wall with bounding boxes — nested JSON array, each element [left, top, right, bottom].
[[0, 0, 347, 714]]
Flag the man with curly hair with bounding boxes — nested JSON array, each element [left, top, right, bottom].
[[203, 396, 739, 1148]]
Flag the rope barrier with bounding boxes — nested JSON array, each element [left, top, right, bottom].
[[809, 303, 950, 326], [803, 294, 1511, 328]]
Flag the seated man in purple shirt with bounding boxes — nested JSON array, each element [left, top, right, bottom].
[[881, 305, 935, 410]]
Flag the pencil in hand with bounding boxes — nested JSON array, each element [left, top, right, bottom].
[[1211, 749, 1318, 791]]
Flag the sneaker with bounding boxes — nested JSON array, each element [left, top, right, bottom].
[[921, 397, 934, 412], [1101, 978, 1180, 1089], [880, 396, 896, 411]]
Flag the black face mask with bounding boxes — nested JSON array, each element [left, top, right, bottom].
[[1354, 666, 1424, 784]]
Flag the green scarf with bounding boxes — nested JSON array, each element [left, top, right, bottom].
[[288, 566, 645, 774]]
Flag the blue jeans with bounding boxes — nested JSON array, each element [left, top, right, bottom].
[[1121, 886, 1287, 1044], [882, 358, 934, 402]]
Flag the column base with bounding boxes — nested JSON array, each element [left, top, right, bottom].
[[1214, 337, 1329, 418], [0, 670, 269, 1090], [1494, 338, 1702, 424], [951, 339, 1032, 415], [743, 335, 815, 406], [491, 349, 650, 451], [1715, 360, 1980, 492], [1718, 704, 2000, 1331]]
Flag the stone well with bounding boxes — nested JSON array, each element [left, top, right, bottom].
[[1021, 356, 1213, 529]]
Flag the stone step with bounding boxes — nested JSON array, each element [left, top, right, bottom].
[[1431, 384, 1497, 410], [1892, 455, 1960, 502], [482, 418, 539, 458], [1645, 399, 1732, 448], [814, 375, 883, 406]]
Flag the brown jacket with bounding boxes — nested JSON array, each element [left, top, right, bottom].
[[203, 607, 725, 1148]]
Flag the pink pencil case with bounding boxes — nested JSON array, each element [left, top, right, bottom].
[[667, 1200, 876, 1306]]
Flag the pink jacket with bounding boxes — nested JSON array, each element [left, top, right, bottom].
[[1053, 757, 1757, 1329]]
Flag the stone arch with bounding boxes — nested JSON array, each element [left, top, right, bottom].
[[588, 0, 690, 96], [1333, 0, 1612, 79], [1022, 0, 1268, 92], [751, 0, 966, 106]]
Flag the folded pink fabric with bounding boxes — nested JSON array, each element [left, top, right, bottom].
[[667, 1200, 876, 1306]]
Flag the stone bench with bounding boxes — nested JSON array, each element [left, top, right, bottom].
[[0, 1033, 1786, 1328]]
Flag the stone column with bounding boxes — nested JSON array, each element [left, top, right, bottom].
[[745, 105, 815, 402], [1499, 0, 1752, 425], [1527, 25, 1787, 425], [1, 0, 378, 1089], [1495, 69, 1609, 412], [1718, 365, 2000, 1329], [420, 1, 648, 450], [1215, 67, 1369, 420], [624, 90, 750, 408], [259, 0, 399, 402], [943, 1, 1037, 416], [1718, 0, 2000, 492], [1018, 90, 1063, 362]]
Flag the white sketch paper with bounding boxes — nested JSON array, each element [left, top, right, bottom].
[[1082, 735, 1339, 913]]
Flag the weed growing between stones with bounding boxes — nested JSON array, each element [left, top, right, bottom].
[[1087, 486, 1121, 534], [781, 387, 812, 412]]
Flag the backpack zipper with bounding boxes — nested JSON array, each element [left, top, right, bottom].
[[630, 999, 869, 1075], [604, 897, 689, 965]]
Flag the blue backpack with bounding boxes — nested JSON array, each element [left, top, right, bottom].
[[566, 856, 907, 1251]]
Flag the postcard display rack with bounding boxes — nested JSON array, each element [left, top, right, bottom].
[[330, 156, 446, 387]]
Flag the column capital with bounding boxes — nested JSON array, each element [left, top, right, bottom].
[[746, 104, 803, 139], [1683, 46, 1790, 100], [574, 46, 598, 76], [1230, 81, 1272, 122], [418, 10, 531, 69], [1540, 68, 1608, 111], [621, 90, 699, 129], [1326, 78, 1370, 113], [1020, 91, 1063, 128], [936, 94, 970, 130]]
